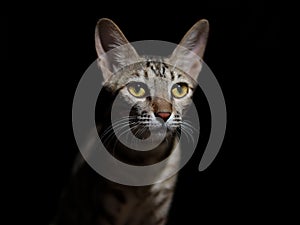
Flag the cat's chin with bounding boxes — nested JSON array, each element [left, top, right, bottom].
[[129, 125, 172, 141], [146, 126, 176, 140]]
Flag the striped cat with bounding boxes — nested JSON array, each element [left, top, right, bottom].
[[54, 18, 209, 225]]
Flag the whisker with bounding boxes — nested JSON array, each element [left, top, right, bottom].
[[182, 120, 199, 133], [101, 116, 135, 133], [101, 121, 132, 139], [102, 121, 138, 146], [181, 124, 194, 135], [115, 123, 140, 142], [135, 124, 146, 139], [109, 122, 136, 157], [180, 126, 195, 144], [100, 116, 137, 138]]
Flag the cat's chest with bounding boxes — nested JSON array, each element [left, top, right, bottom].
[[115, 177, 177, 225]]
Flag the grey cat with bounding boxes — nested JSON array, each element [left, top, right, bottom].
[[53, 18, 208, 225]]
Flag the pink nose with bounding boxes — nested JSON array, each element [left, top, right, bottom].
[[155, 112, 171, 122]]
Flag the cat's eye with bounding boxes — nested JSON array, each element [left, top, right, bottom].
[[127, 82, 148, 98], [171, 83, 189, 98]]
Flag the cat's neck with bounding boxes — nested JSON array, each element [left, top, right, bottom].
[[100, 126, 178, 166]]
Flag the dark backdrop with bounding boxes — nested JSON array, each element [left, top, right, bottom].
[[9, 4, 287, 225]]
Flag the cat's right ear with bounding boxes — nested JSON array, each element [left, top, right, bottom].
[[168, 19, 209, 81], [95, 18, 139, 81]]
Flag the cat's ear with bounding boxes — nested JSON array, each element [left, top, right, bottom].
[[95, 18, 139, 80], [169, 19, 209, 80]]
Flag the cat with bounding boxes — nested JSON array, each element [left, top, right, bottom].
[[53, 18, 209, 225]]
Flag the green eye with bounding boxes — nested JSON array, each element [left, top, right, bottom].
[[171, 83, 189, 98], [127, 82, 148, 98]]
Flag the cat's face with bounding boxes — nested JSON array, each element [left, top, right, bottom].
[[106, 60, 197, 139], [95, 18, 208, 141]]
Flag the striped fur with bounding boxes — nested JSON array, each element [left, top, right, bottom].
[[53, 18, 208, 225]]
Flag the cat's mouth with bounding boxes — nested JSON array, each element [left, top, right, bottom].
[[125, 108, 180, 140], [128, 117, 178, 140]]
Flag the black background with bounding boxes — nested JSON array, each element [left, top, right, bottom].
[[8, 3, 290, 225]]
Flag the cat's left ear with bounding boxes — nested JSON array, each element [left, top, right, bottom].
[[95, 18, 140, 80], [168, 19, 209, 80]]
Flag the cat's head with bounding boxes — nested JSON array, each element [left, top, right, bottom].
[[95, 18, 208, 140]]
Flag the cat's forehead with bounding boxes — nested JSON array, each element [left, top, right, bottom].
[[106, 58, 196, 90], [138, 60, 176, 81], [130, 60, 191, 80], [138, 61, 195, 84]]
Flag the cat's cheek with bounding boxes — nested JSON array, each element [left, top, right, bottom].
[[175, 95, 193, 108]]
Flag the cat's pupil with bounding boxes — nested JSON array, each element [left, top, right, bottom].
[[134, 84, 141, 92], [176, 84, 183, 93]]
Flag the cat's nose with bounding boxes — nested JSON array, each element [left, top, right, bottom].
[[155, 112, 171, 122]]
